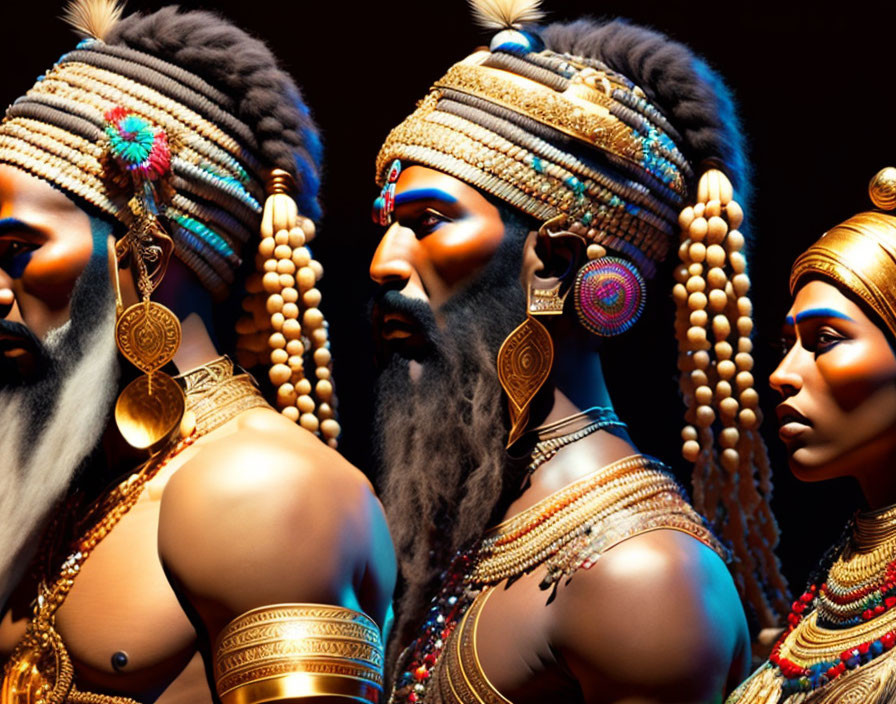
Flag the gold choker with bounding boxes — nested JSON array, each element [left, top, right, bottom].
[[178, 356, 269, 436]]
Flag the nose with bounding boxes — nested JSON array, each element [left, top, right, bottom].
[[769, 345, 803, 399], [0, 268, 13, 318], [370, 224, 415, 287]]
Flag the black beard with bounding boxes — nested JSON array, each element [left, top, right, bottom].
[[0, 223, 119, 608], [373, 227, 530, 659]]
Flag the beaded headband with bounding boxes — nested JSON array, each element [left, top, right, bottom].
[[0, 38, 266, 300], [375, 44, 692, 279], [790, 168, 896, 339], [0, 4, 340, 446]]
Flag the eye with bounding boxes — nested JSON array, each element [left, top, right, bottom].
[[416, 209, 450, 236], [0, 239, 38, 276], [813, 327, 846, 354]]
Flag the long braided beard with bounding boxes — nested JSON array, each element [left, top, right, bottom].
[[0, 232, 119, 608], [373, 230, 528, 670]]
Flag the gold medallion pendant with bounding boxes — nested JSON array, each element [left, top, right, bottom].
[[115, 373, 185, 450], [109, 206, 185, 451], [114, 300, 181, 376]]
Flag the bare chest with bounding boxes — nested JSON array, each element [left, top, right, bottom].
[[0, 495, 206, 702]]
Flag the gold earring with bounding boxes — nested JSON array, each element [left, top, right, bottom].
[[112, 204, 185, 451], [497, 279, 568, 447]]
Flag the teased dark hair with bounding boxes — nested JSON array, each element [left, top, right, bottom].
[[106, 6, 322, 220], [542, 18, 749, 206]]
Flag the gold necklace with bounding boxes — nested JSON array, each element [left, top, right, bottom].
[[520, 407, 626, 489], [1, 355, 268, 704], [816, 504, 896, 626], [472, 455, 722, 586], [1, 436, 193, 704]]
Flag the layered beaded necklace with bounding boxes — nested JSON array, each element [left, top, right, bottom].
[[736, 504, 896, 701], [389, 452, 713, 704]]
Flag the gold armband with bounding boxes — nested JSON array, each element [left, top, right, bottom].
[[213, 604, 384, 704]]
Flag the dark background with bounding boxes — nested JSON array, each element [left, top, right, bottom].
[[3, 0, 895, 596]]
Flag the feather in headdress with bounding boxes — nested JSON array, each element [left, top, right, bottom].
[[468, 0, 544, 30], [62, 0, 124, 41]]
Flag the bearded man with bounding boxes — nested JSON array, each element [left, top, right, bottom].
[[370, 1, 791, 702], [0, 2, 394, 703]]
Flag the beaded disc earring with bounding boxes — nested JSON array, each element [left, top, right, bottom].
[[573, 253, 646, 337]]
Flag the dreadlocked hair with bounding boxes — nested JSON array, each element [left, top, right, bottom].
[[95, 3, 337, 442], [541, 18, 789, 628]]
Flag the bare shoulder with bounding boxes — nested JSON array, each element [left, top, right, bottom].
[[550, 529, 749, 702], [158, 408, 395, 633]]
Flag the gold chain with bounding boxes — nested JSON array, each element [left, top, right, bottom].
[[472, 455, 714, 585], [2, 356, 268, 704]]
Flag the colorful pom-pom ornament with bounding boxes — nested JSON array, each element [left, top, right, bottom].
[[573, 256, 646, 337], [104, 106, 170, 181]]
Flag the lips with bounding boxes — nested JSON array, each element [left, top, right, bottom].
[[380, 312, 418, 340], [776, 402, 811, 441], [0, 331, 33, 355]]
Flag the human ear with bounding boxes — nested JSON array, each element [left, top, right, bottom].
[[521, 218, 586, 302]]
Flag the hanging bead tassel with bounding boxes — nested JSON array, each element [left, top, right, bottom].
[[235, 169, 340, 448], [675, 169, 789, 628]]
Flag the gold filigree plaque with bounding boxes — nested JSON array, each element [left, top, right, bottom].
[[115, 301, 181, 375]]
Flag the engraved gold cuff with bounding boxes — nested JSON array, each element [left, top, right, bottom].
[[214, 604, 384, 704]]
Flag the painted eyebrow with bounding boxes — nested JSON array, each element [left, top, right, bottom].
[[394, 188, 459, 207], [785, 308, 856, 326], [0, 217, 39, 237]]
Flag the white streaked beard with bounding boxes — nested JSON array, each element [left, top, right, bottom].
[[0, 250, 119, 609]]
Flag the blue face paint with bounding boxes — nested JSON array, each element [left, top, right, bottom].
[[394, 188, 458, 208], [0, 218, 38, 279], [88, 215, 113, 262], [6, 250, 32, 279], [0, 217, 32, 236], [794, 308, 856, 324]]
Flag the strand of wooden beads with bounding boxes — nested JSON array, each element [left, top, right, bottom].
[[676, 196, 721, 525], [235, 169, 341, 448], [293, 225, 341, 448]]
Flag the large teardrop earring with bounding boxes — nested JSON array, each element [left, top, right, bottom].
[[497, 278, 568, 448]]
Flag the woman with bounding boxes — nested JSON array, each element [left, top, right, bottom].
[[728, 166, 896, 703]]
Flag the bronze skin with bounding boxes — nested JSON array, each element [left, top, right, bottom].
[[0, 166, 94, 349], [772, 279, 896, 505], [372, 165, 750, 703]]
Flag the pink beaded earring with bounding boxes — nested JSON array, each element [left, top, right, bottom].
[[573, 253, 646, 337]]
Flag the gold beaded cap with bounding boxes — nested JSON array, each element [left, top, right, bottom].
[[791, 208, 896, 340]]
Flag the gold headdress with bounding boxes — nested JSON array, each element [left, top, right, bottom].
[[790, 168, 896, 338]]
